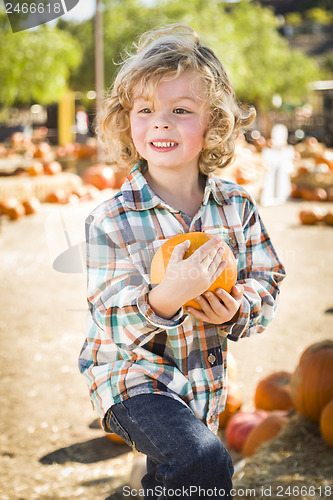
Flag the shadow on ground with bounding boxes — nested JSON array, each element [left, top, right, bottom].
[[39, 436, 130, 465]]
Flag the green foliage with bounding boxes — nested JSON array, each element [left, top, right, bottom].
[[321, 54, 333, 76], [285, 12, 303, 27], [0, 0, 321, 110], [305, 8, 333, 25], [148, 0, 320, 109], [0, 11, 81, 106]]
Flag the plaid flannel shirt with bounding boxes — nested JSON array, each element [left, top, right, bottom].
[[79, 162, 285, 433]]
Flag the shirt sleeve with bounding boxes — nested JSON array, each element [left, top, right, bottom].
[[223, 199, 286, 341], [86, 213, 186, 351]]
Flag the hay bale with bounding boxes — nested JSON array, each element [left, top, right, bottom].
[[232, 414, 332, 499], [0, 172, 82, 202]]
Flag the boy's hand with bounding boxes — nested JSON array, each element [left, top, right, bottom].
[[185, 284, 244, 325], [163, 236, 227, 304], [148, 236, 226, 319]]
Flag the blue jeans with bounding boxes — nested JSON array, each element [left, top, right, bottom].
[[105, 394, 234, 499]]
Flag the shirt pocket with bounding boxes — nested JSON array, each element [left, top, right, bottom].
[[204, 226, 244, 260]]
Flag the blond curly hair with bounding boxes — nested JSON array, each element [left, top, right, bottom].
[[96, 24, 255, 173]]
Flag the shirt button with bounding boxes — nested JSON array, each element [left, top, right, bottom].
[[229, 238, 237, 247], [208, 353, 216, 364], [211, 415, 218, 423]]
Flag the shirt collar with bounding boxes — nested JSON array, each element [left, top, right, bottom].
[[121, 161, 231, 211]]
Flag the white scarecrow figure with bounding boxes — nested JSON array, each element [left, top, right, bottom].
[[260, 124, 294, 206]]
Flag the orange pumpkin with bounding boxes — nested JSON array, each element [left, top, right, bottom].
[[326, 187, 333, 202], [299, 208, 324, 225], [33, 141, 52, 160], [150, 232, 237, 310], [320, 399, 333, 448], [1, 198, 25, 220], [324, 211, 333, 226], [7, 202, 25, 220], [82, 164, 116, 190], [106, 433, 127, 445], [311, 188, 327, 202], [218, 380, 242, 428], [23, 197, 40, 215], [45, 190, 68, 204], [242, 410, 289, 457], [291, 340, 333, 422], [226, 410, 268, 451], [254, 371, 293, 411], [27, 161, 44, 176], [43, 161, 62, 176]]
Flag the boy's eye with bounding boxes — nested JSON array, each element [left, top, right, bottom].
[[173, 108, 191, 115], [138, 108, 152, 114]]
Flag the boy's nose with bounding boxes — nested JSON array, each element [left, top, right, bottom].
[[154, 124, 169, 129], [153, 112, 172, 129]]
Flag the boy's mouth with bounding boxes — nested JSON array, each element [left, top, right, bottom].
[[150, 141, 178, 150]]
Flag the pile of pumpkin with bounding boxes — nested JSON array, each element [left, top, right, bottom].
[[106, 340, 333, 451], [0, 163, 129, 222], [44, 163, 128, 205], [299, 207, 333, 226], [0, 131, 98, 163], [219, 339, 333, 457]]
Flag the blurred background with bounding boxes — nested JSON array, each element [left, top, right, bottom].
[[1, 2, 333, 499], [1, 0, 333, 202], [1, 0, 333, 211]]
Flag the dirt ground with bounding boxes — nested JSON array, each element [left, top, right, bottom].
[[0, 193, 333, 500]]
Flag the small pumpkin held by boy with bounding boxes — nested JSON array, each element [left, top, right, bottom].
[[79, 23, 285, 499]]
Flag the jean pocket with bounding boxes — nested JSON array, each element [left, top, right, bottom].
[[104, 407, 133, 447]]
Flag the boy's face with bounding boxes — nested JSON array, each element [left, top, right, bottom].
[[129, 69, 209, 174]]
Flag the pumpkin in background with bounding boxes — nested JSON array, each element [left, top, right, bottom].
[[291, 340, 333, 422], [320, 399, 333, 448], [106, 433, 127, 445], [311, 188, 327, 202], [45, 189, 68, 204], [1, 198, 25, 220], [33, 141, 52, 161], [226, 410, 268, 451], [218, 380, 242, 428], [113, 168, 129, 189], [324, 211, 333, 226], [44, 161, 62, 176], [254, 371, 293, 411], [23, 197, 40, 215], [27, 161, 44, 176], [150, 232, 237, 310], [72, 184, 99, 201], [82, 164, 116, 190], [242, 410, 289, 457], [299, 208, 324, 225], [7, 202, 25, 220]]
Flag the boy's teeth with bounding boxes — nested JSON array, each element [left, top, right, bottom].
[[152, 142, 176, 147]]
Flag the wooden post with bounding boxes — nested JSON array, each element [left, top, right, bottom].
[[58, 89, 75, 145], [95, 0, 104, 161]]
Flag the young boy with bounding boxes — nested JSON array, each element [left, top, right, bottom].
[[79, 24, 285, 499]]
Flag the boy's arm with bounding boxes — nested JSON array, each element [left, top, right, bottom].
[[221, 200, 286, 341], [86, 213, 186, 351]]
